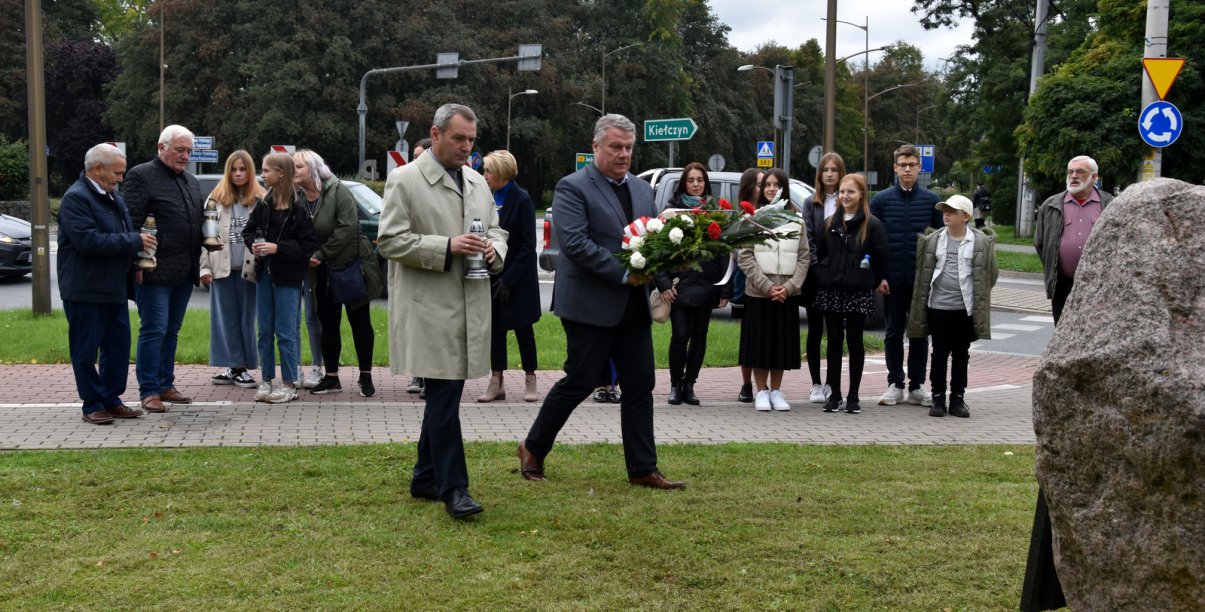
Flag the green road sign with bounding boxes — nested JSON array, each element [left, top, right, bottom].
[[575, 153, 594, 171], [644, 118, 698, 142]]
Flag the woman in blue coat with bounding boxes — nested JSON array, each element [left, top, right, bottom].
[[478, 151, 542, 402]]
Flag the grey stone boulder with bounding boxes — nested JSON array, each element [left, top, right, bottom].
[[1033, 178, 1204, 610]]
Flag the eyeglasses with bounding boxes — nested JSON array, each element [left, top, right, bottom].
[[895, 163, 919, 170], [1066, 169, 1093, 177]]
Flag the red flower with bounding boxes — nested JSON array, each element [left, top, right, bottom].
[[707, 222, 722, 240], [719, 198, 733, 210], [740, 201, 756, 215], [692, 207, 703, 214]]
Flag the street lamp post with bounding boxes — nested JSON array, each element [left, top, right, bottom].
[[572, 101, 603, 116], [507, 88, 538, 150], [915, 104, 937, 144], [737, 64, 794, 170], [865, 84, 917, 183], [825, 16, 870, 174], [602, 43, 640, 114]]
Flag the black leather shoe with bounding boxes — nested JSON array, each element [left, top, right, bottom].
[[680, 382, 700, 406], [929, 394, 947, 417], [737, 383, 753, 403], [947, 395, 970, 418], [410, 482, 438, 501], [444, 489, 484, 519], [667, 385, 682, 405]]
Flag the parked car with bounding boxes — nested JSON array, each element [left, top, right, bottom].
[[0, 214, 32, 278], [193, 174, 388, 296], [538, 168, 815, 273]]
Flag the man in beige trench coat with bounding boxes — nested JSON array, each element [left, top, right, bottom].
[[378, 103, 507, 519]]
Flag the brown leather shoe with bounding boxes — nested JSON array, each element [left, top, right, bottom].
[[82, 410, 116, 425], [108, 404, 145, 419], [159, 388, 192, 404], [629, 471, 686, 490], [518, 441, 547, 481], [140, 395, 166, 413]]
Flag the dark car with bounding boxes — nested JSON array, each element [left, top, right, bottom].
[[0, 214, 33, 278]]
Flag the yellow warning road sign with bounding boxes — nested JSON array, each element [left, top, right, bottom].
[[1142, 58, 1185, 100]]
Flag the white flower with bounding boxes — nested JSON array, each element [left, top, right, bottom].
[[679, 215, 694, 227], [627, 235, 643, 250], [629, 251, 647, 269], [646, 218, 664, 232], [668, 227, 685, 245]]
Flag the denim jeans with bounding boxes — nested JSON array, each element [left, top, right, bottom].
[[257, 267, 301, 383], [135, 280, 193, 399], [883, 282, 929, 391]]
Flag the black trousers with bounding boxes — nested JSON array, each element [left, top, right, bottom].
[[525, 305, 658, 478], [883, 283, 929, 391], [804, 306, 825, 385], [411, 378, 469, 501], [314, 265, 374, 374], [824, 311, 866, 402], [1020, 487, 1067, 611], [1051, 273, 1074, 324], [928, 307, 975, 397], [64, 301, 131, 415], [668, 304, 712, 385]]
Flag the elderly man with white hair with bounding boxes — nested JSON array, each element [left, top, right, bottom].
[[58, 143, 158, 424], [124, 124, 214, 413], [1033, 155, 1113, 323]]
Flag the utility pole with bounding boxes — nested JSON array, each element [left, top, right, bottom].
[[25, 0, 51, 315], [1139, 0, 1170, 181], [1016, 0, 1049, 237], [822, 0, 837, 153]]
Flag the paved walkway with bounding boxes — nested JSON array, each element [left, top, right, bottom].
[[0, 352, 1039, 450]]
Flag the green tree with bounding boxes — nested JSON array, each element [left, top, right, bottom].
[[1018, 0, 1204, 190]]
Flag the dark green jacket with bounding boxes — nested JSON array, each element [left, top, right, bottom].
[[906, 226, 998, 340], [308, 176, 381, 305]]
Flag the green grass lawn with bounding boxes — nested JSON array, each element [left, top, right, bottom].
[[990, 225, 1034, 246], [0, 307, 883, 369], [0, 443, 1037, 609], [996, 251, 1043, 274]]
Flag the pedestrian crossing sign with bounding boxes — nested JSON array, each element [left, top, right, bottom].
[[756, 141, 774, 159]]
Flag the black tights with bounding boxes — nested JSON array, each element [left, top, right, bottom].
[[804, 306, 825, 385], [668, 304, 712, 385], [824, 311, 866, 402], [314, 265, 374, 374]]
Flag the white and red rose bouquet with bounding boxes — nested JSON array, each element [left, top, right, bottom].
[[616, 197, 800, 276]]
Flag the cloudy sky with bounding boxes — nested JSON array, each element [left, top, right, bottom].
[[709, 0, 976, 70]]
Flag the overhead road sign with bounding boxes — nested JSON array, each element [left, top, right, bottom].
[[1138, 101, 1182, 148], [1142, 58, 1185, 100], [644, 118, 698, 142]]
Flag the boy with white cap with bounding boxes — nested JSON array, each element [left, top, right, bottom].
[[905, 194, 998, 418]]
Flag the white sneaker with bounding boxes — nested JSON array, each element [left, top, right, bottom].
[[754, 390, 771, 411], [809, 384, 831, 403], [906, 387, 933, 407], [255, 381, 273, 402], [266, 382, 297, 404], [304, 365, 323, 389], [878, 385, 905, 406], [769, 390, 791, 411]]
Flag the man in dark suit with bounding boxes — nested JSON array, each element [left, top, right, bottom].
[[518, 114, 685, 490], [57, 143, 157, 424]]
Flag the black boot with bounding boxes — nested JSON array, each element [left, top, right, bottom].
[[948, 394, 970, 418], [667, 384, 682, 405], [680, 382, 700, 406], [929, 393, 947, 417]]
